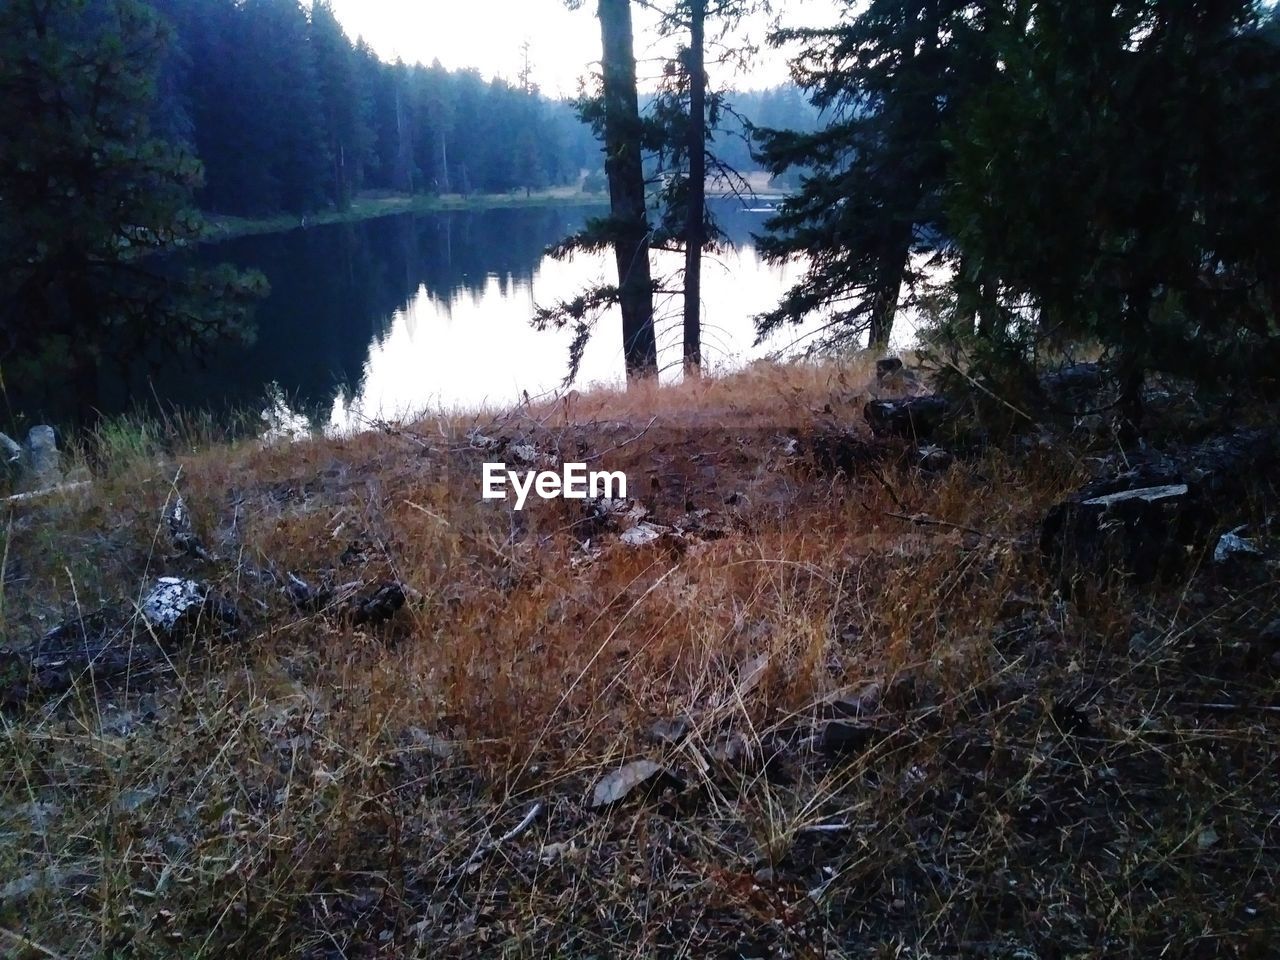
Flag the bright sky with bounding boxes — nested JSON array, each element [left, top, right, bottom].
[[322, 1, 848, 98]]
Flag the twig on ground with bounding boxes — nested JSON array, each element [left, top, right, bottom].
[[455, 801, 545, 876], [1185, 702, 1280, 714], [3, 481, 91, 505], [883, 511, 1006, 542], [943, 359, 1036, 424], [796, 822, 854, 835], [0, 928, 64, 959], [584, 416, 659, 463], [864, 462, 908, 512]]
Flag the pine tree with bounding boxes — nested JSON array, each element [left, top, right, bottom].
[[537, 0, 658, 383], [945, 0, 1280, 426], [0, 0, 265, 418], [755, 0, 997, 349], [646, 0, 762, 375], [309, 0, 373, 210]]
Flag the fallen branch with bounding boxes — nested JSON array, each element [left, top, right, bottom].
[[796, 822, 854, 835], [864, 462, 908, 512], [584, 416, 658, 463], [456, 800, 544, 876], [1185, 702, 1280, 715], [884, 511, 1006, 542], [0, 928, 64, 959], [3, 481, 91, 505], [943, 359, 1036, 424]]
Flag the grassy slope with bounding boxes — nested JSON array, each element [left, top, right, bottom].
[[202, 186, 610, 242], [0, 361, 1277, 958]]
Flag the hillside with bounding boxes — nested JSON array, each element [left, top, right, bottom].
[[1, 360, 1278, 959]]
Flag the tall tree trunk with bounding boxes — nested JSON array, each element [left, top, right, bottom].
[[437, 128, 451, 193], [682, 0, 706, 377], [598, 0, 658, 380], [976, 270, 1000, 340], [868, 227, 911, 348], [1117, 290, 1150, 443], [393, 84, 414, 193]]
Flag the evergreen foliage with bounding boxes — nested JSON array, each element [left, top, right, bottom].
[[0, 0, 265, 418], [755, 0, 998, 348], [148, 0, 598, 217], [757, 0, 1280, 424], [945, 0, 1280, 417]]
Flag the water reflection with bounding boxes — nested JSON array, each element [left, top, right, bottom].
[[130, 200, 831, 428], [331, 240, 816, 430]]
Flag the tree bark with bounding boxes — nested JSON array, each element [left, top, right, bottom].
[[598, 0, 658, 380], [394, 83, 414, 193], [1117, 291, 1150, 443], [682, 0, 706, 377], [868, 226, 911, 348], [437, 127, 451, 193]]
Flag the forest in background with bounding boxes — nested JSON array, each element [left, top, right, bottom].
[[144, 0, 815, 217]]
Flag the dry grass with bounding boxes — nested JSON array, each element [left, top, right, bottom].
[[1, 359, 1276, 959]]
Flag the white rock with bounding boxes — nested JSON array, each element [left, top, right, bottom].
[[140, 578, 207, 632], [509, 443, 540, 464], [0, 432, 22, 464], [620, 522, 665, 547], [1214, 530, 1262, 564]]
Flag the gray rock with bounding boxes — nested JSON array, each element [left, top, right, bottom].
[[509, 442, 540, 465], [819, 720, 884, 755], [23, 426, 60, 484], [345, 581, 407, 626], [139, 577, 239, 640], [4, 579, 238, 708], [620, 522, 665, 547], [874, 356, 927, 398], [875, 357, 904, 378], [1040, 362, 1103, 413], [588, 760, 678, 809], [648, 717, 692, 744], [163, 495, 215, 561]]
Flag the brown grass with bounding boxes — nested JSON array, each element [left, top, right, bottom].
[[0, 359, 1276, 959]]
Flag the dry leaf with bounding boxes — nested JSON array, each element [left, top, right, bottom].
[[589, 760, 666, 808], [736, 653, 771, 698]]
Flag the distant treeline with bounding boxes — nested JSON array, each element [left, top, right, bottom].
[[146, 0, 595, 216], [141, 0, 816, 218]]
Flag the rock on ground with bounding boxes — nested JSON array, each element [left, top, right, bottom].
[[1041, 475, 1214, 584], [23, 426, 61, 484], [864, 397, 950, 440]]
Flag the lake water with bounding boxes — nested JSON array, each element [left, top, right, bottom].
[[131, 199, 848, 431]]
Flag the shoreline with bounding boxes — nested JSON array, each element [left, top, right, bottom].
[[200, 189, 612, 242], [198, 183, 791, 242]]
